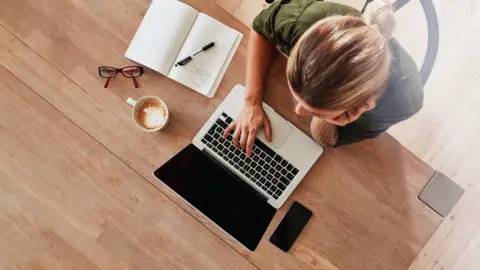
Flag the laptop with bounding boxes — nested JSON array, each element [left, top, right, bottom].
[[153, 84, 323, 250]]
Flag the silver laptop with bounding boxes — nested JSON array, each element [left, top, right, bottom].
[[192, 84, 323, 209]]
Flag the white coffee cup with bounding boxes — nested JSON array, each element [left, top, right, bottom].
[[127, 96, 169, 132]]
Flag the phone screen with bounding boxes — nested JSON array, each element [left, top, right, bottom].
[[269, 201, 312, 252]]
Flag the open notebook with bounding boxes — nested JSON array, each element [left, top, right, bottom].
[[125, 0, 243, 97]]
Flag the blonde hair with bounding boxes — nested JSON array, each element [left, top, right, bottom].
[[286, 0, 395, 110], [363, 0, 396, 38]]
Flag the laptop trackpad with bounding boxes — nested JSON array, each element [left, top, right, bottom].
[[257, 106, 293, 149]]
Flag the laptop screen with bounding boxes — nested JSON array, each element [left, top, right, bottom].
[[153, 144, 276, 251]]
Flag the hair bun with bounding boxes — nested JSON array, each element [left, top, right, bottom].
[[363, 0, 396, 38]]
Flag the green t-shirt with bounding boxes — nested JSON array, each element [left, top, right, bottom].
[[252, 0, 424, 146]]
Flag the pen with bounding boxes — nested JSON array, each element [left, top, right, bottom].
[[175, 41, 217, 67]]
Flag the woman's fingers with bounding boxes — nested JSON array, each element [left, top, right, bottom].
[[240, 126, 248, 150], [325, 103, 373, 127], [223, 122, 236, 138], [349, 107, 364, 121], [365, 100, 376, 111], [325, 114, 347, 126], [232, 126, 242, 148], [245, 129, 257, 157], [263, 116, 273, 142], [343, 111, 351, 124]]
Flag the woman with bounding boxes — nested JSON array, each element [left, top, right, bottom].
[[224, 0, 424, 157]]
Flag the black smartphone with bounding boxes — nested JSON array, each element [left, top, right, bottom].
[[269, 201, 312, 252]]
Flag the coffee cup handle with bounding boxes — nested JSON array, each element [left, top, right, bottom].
[[127, 98, 137, 107]]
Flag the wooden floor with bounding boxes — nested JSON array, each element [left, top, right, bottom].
[[391, 1, 480, 269], [213, 0, 480, 269]]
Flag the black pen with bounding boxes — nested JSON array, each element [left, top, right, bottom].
[[175, 41, 217, 67]]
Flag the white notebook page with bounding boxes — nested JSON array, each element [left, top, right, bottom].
[[125, 0, 198, 75], [167, 13, 239, 96]]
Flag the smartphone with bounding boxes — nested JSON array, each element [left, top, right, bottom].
[[269, 201, 312, 252]]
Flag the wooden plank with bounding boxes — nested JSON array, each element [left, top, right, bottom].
[[215, 0, 244, 14], [453, 224, 480, 270], [232, 0, 266, 26], [0, 0, 441, 269], [0, 65, 255, 269]]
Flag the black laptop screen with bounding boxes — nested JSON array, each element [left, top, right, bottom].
[[153, 144, 276, 251]]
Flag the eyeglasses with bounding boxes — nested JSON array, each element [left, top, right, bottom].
[[98, 66, 144, 88]]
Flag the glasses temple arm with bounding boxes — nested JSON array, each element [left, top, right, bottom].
[[132, 77, 139, 88], [104, 77, 111, 88]]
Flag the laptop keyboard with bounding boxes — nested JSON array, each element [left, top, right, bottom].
[[201, 112, 299, 200]]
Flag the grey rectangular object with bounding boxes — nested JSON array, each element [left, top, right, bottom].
[[418, 171, 464, 217]]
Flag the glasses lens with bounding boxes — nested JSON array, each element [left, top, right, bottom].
[[99, 67, 117, 78], [122, 67, 142, 78]]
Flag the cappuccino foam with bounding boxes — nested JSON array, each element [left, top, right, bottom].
[[137, 101, 167, 129]]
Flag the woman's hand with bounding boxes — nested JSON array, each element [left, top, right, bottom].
[[223, 103, 272, 157], [224, 30, 275, 156], [324, 100, 376, 126]]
